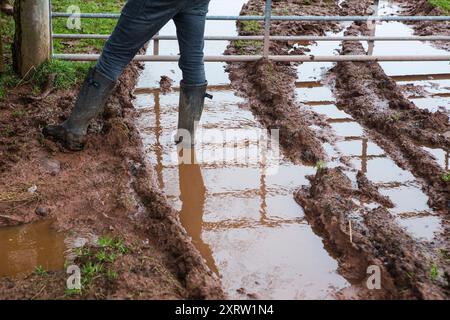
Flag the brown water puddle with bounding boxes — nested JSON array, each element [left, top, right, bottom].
[[132, 0, 447, 299], [0, 220, 66, 277], [136, 90, 349, 299], [295, 0, 446, 242], [298, 82, 442, 242]]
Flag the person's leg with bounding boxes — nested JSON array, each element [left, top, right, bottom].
[[44, 0, 183, 150], [173, 0, 211, 146], [97, 0, 184, 81], [173, 1, 210, 85]]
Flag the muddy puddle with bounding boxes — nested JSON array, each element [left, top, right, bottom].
[[135, 0, 355, 299], [135, 88, 351, 299], [369, 1, 450, 119], [297, 0, 445, 241], [133, 0, 449, 299], [0, 220, 66, 277]]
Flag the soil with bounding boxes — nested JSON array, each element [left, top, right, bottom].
[[325, 1, 450, 298], [0, 54, 223, 299], [296, 167, 448, 299], [1, 0, 449, 300], [159, 75, 174, 94]]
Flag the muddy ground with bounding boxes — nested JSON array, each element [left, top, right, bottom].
[[0, 51, 223, 298], [227, 0, 450, 299], [398, 0, 450, 51], [1, 0, 449, 300]]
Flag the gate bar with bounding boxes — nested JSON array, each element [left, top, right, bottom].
[[52, 34, 450, 42], [263, 0, 272, 57], [51, 12, 450, 22], [53, 54, 450, 62]]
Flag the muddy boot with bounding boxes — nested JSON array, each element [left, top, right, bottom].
[[43, 68, 116, 151], [175, 81, 212, 147]]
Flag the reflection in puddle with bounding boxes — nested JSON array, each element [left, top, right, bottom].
[[293, 12, 443, 242], [0, 220, 66, 277], [421, 146, 449, 171], [133, 0, 446, 299], [136, 90, 349, 299], [373, 0, 450, 116]]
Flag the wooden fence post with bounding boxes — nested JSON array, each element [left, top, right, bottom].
[[13, 0, 51, 77]]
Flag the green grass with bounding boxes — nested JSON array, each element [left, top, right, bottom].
[[51, 0, 126, 53], [442, 171, 450, 183], [430, 262, 439, 281], [69, 236, 129, 296], [0, 10, 19, 99], [429, 0, 450, 12], [33, 60, 94, 91], [315, 160, 327, 171], [241, 20, 262, 34], [1, 1, 123, 99], [33, 265, 48, 276]]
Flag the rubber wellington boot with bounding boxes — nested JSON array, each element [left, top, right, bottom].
[[175, 81, 212, 147], [43, 68, 116, 151]]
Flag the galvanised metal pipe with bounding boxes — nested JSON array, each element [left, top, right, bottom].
[[263, 0, 272, 58], [50, 12, 450, 21], [52, 54, 450, 62], [52, 34, 450, 42]]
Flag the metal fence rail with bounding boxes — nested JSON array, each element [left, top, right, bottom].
[[52, 34, 450, 42], [53, 54, 450, 62], [51, 12, 450, 22], [49, 0, 450, 63]]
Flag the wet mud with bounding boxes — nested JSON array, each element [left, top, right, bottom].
[[331, 22, 449, 211], [0, 52, 223, 299], [225, 0, 348, 164], [398, 0, 450, 51], [296, 167, 448, 299], [1, 0, 449, 300], [226, 0, 450, 299]]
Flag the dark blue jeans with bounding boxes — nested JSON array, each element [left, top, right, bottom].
[[96, 0, 210, 84]]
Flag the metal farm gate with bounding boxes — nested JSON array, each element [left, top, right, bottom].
[[48, 0, 450, 63]]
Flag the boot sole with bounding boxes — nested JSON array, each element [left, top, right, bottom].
[[42, 128, 86, 152]]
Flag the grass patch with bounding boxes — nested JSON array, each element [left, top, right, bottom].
[[442, 171, 450, 183], [233, 40, 263, 55], [33, 265, 48, 276], [430, 262, 439, 281], [429, 0, 450, 12], [241, 20, 262, 34], [315, 160, 327, 171], [51, 0, 126, 54], [69, 235, 129, 296], [33, 60, 94, 91], [0, 10, 19, 99]]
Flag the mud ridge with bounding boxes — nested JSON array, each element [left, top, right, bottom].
[[330, 22, 449, 211], [295, 167, 449, 299], [225, 0, 350, 164]]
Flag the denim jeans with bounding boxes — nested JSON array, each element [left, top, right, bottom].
[[96, 0, 210, 84]]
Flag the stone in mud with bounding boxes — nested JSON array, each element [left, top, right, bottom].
[[40, 157, 61, 175], [35, 206, 50, 217]]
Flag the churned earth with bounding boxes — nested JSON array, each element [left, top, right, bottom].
[[1, 0, 449, 300], [226, 0, 449, 299]]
